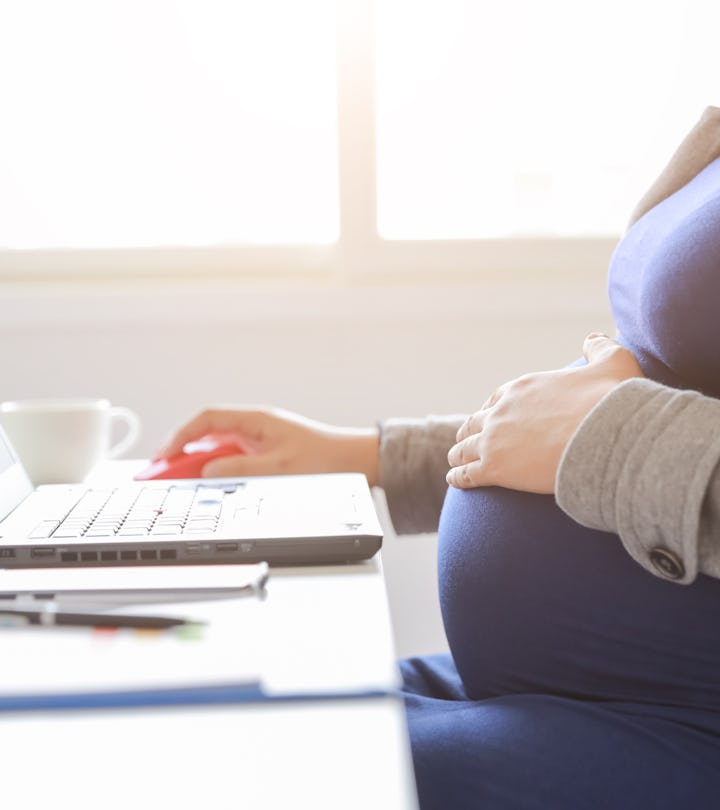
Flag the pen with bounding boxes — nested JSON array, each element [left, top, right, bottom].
[[0, 608, 192, 629]]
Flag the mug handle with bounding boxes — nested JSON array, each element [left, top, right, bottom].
[[107, 406, 141, 459]]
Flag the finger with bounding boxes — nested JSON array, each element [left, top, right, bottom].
[[456, 386, 505, 442], [447, 434, 481, 469], [158, 409, 261, 459], [481, 386, 504, 411], [446, 460, 484, 489], [582, 332, 619, 365], [455, 417, 472, 443], [156, 415, 214, 459], [202, 452, 283, 479]]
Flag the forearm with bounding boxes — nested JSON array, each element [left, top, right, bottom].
[[556, 378, 720, 583], [379, 415, 464, 534]]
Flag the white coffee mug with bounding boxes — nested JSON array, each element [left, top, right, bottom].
[[0, 398, 141, 486]]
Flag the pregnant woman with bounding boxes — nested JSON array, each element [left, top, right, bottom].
[[158, 107, 720, 808]]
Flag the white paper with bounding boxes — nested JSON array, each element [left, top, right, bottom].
[[0, 595, 267, 697]]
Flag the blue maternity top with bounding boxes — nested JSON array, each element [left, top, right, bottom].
[[436, 156, 720, 705]]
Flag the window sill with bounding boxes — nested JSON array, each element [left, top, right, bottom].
[[0, 263, 612, 328]]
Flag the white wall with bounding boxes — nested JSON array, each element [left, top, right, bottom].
[[0, 269, 614, 658]]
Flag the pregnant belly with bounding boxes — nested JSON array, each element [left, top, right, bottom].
[[437, 486, 720, 707]]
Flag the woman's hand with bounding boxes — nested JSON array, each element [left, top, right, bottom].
[[446, 333, 644, 494], [157, 407, 380, 485]]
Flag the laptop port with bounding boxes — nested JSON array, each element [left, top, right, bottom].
[[215, 542, 238, 553], [101, 551, 118, 561], [61, 552, 79, 562], [159, 549, 177, 560], [80, 551, 98, 562], [120, 550, 138, 561], [0, 548, 16, 558], [31, 547, 57, 558], [140, 550, 157, 560], [185, 543, 202, 554]]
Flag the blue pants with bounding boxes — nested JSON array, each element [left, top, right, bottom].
[[400, 488, 720, 809]]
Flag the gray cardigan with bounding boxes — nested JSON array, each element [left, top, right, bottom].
[[378, 379, 720, 585]]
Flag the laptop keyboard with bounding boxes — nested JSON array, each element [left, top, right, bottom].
[[29, 485, 235, 541]]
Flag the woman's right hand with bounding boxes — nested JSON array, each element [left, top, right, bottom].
[[156, 406, 381, 485]]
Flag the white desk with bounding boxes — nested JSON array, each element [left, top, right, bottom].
[[0, 698, 417, 809], [0, 463, 419, 809]]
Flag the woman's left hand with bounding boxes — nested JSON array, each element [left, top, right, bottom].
[[446, 333, 644, 494]]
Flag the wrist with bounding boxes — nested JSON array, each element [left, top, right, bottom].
[[336, 428, 380, 487]]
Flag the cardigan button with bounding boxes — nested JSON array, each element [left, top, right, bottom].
[[649, 547, 685, 580]]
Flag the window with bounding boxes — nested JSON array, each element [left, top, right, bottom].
[[0, 0, 338, 249], [0, 0, 717, 275], [376, 0, 719, 239]]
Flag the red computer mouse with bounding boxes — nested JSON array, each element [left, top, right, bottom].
[[134, 433, 246, 480]]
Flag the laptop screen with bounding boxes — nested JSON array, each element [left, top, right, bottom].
[[0, 425, 33, 522], [0, 428, 15, 476]]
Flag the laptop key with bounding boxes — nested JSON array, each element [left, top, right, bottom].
[[186, 519, 217, 531], [29, 521, 60, 539], [151, 525, 183, 535]]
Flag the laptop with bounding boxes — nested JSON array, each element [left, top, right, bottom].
[[0, 425, 383, 568]]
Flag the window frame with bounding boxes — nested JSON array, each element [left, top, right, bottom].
[[0, 0, 617, 283]]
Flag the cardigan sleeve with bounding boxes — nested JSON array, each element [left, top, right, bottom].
[[378, 415, 465, 535], [556, 378, 720, 584]]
